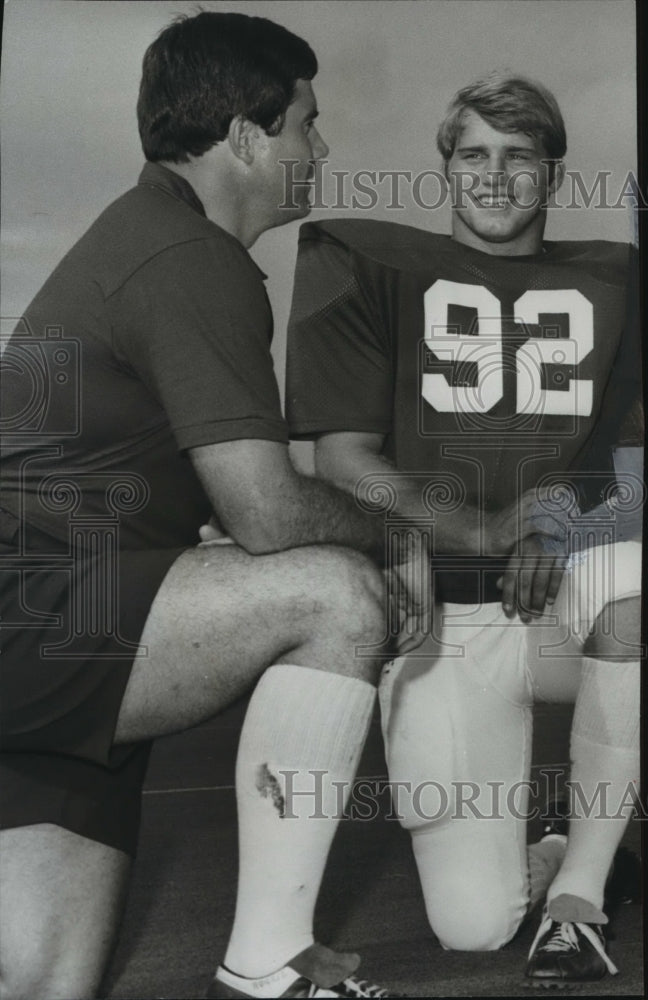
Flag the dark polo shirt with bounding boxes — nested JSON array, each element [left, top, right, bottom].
[[1, 161, 289, 549], [0, 165, 290, 854]]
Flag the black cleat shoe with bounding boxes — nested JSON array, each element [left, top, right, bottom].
[[205, 944, 405, 998], [525, 910, 618, 986]]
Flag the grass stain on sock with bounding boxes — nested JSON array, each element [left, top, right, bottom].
[[255, 763, 285, 817]]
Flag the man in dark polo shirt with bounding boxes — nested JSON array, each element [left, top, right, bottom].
[[0, 12, 424, 999]]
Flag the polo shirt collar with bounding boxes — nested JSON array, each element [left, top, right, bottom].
[[137, 160, 268, 281], [138, 161, 207, 217]]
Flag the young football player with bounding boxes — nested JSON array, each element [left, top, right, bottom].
[[286, 73, 642, 984]]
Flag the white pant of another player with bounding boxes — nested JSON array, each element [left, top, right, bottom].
[[380, 541, 641, 951]]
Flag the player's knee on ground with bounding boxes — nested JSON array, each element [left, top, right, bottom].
[[583, 595, 641, 661], [411, 826, 525, 951], [432, 896, 521, 952]]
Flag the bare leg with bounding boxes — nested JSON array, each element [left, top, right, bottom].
[[0, 825, 129, 1000], [116, 543, 385, 743]]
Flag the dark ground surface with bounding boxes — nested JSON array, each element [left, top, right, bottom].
[[103, 701, 644, 999]]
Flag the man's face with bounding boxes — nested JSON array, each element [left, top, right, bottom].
[[256, 78, 329, 226], [446, 110, 562, 256]]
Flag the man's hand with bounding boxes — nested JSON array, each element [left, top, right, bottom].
[[385, 531, 433, 655], [485, 487, 573, 621], [485, 487, 573, 556], [497, 533, 567, 623]]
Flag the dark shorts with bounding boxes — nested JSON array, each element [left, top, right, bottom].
[[0, 515, 185, 855]]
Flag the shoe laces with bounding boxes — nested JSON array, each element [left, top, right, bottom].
[[529, 915, 619, 976], [342, 977, 392, 997], [538, 920, 580, 953]]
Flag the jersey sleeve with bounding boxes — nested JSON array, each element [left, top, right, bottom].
[[611, 247, 643, 447], [571, 245, 643, 508], [111, 238, 288, 451], [286, 226, 393, 439]]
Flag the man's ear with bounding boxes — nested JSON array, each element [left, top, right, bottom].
[[228, 116, 258, 165], [548, 159, 565, 195]]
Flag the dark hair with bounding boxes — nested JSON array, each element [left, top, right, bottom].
[[436, 72, 567, 163], [138, 11, 317, 163]]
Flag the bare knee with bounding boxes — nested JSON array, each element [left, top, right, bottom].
[[285, 546, 387, 683], [583, 596, 641, 661], [307, 546, 384, 621]]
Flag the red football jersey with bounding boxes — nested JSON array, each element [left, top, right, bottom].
[[286, 220, 640, 601]]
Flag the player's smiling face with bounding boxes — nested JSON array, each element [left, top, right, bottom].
[[447, 110, 563, 256]]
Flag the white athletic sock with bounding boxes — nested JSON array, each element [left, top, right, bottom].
[[547, 658, 640, 913], [527, 834, 567, 912], [224, 664, 375, 978]]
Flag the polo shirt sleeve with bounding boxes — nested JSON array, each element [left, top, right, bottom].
[[285, 230, 393, 439], [111, 238, 288, 451]]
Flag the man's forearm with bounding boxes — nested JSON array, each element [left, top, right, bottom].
[[251, 472, 388, 560]]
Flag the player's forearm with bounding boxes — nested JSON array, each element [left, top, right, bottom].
[[315, 441, 485, 556]]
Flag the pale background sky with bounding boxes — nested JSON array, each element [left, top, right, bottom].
[[1, 0, 638, 445]]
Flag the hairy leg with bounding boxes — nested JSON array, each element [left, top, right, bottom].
[[0, 825, 129, 1000], [115, 543, 385, 743]]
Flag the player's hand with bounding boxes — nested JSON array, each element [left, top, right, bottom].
[[486, 487, 573, 556], [497, 533, 567, 622], [385, 531, 433, 655]]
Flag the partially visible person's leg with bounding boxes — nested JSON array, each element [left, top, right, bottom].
[[527, 542, 642, 982], [381, 605, 533, 951], [0, 825, 130, 1000], [0, 742, 149, 1000], [530, 543, 642, 913], [546, 597, 641, 911]]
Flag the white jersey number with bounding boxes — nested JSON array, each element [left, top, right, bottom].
[[422, 280, 593, 416]]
